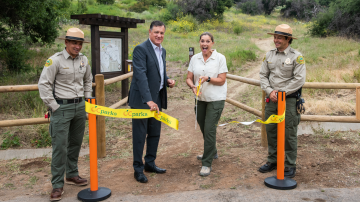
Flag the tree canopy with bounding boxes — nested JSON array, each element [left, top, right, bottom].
[[0, 0, 60, 71], [177, 0, 233, 22]]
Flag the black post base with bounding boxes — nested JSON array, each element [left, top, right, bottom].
[[78, 187, 111, 202], [264, 176, 297, 190]]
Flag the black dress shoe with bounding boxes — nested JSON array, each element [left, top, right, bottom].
[[144, 164, 166, 174], [134, 171, 148, 183], [258, 162, 277, 173], [284, 167, 296, 178]]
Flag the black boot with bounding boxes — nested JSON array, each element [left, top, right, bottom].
[[258, 162, 277, 173], [284, 167, 296, 178]]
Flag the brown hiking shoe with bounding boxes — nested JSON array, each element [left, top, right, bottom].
[[50, 188, 64, 201], [65, 176, 88, 186]]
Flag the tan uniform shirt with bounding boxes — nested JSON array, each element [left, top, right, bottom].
[[259, 45, 306, 96], [38, 48, 93, 111]]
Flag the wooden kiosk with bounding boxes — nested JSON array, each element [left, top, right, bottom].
[[71, 14, 144, 99]]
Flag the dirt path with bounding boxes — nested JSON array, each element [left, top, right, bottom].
[[1, 38, 360, 201]]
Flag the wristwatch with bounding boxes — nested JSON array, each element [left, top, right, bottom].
[[206, 76, 211, 82]]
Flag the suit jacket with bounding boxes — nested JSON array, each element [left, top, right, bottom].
[[128, 39, 169, 109]]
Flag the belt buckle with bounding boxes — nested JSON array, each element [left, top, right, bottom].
[[74, 98, 79, 103]]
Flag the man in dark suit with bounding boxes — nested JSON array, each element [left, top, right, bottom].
[[128, 21, 175, 183]]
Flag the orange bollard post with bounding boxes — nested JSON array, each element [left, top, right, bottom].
[[264, 91, 297, 190], [78, 98, 111, 201], [277, 91, 285, 180], [89, 98, 98, 191]]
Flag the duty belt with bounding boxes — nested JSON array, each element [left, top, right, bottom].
[[56, 97, 83, 104]]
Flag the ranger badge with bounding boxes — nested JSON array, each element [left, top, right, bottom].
[[285, 58, 291, 65]]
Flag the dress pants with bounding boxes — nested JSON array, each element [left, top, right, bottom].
[[132, 91, 162, 173]]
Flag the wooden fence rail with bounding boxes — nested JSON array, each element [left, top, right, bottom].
[[0, 72, 133, 128], [227, 74, 360, 89], [0, 72, 134, 93]]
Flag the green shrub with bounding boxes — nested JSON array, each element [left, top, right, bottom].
[[97, 0, 115, 4], [308, 9, 334, 37], [77, 0, 88, 13], [31, 125, 52, 148], [129, 0, 167, 13], [1, 132, 21, 149], [0, 40, 31, 72], [281, 0, 320, 21], [233, 25, 243, 35], [177, 0, 232, 22], [309, 0, 360, 38], [129, 2, 149, 13], [237, 0, 264, 16], [87, 0, 96, 5], [169, 16, 197, 33], [159, 2, 181, 22]]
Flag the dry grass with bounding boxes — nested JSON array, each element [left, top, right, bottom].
[[304, 91, 356, 115]]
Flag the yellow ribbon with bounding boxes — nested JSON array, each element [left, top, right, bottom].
[[195, 78, 202, 129], [85, 101, 179, 130], [218, 109, 285, 126], [196, 78, 202, 97]]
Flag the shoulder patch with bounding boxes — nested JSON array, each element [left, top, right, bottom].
[[45, 59, 53, 67], [263, 55, 266, 62], [296, 55, 305, 64]]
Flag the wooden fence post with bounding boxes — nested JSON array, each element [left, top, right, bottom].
[[95, 74, 106, 158], [121, 27, 129, 100], [261, 90, 268, 147], [357, 86, 360, 121]]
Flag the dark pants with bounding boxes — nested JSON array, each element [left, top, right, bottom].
[[49, 100, 86, 188], [195, 100, 225, 167], [132, 93, 162, 173], [265, 98, 300, 167]]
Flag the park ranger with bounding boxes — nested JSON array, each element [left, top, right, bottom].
[[258, 24, 306, 178], [38, 28, 92, 201]]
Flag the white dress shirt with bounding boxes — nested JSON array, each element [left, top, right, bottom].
[[149, 39, 164, 90]]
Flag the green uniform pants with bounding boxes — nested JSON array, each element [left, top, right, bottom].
[[195, 100, 225, 167], [265, 98, 300, 168], [49, 100, 86, 188]]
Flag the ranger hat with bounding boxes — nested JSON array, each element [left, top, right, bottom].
[[267, 24, 297, 39], [58, 27, 90, 43]]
